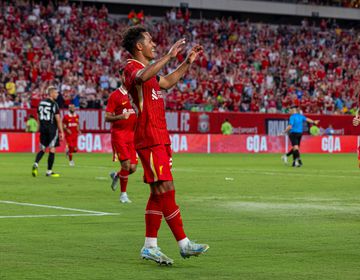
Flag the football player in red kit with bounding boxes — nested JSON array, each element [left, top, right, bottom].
[[105, 80, 137, 203], [122, 26, 209, 265], [63, 104, 80, 166]]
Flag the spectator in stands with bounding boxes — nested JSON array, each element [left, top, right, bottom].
[[0, 95, 14, 108], [1, 1, 359, 115], [325, 124, 335, 135], [5, 77, 16, 95], [128, 9, 138, 25], [137, 10, 145, 25]]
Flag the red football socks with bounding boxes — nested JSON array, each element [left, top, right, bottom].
[[162, 190, 187, 241], [145, 193, 162, 238], [144, 190, 187, 242], [68, 147, 75, 161], [118, 169, 129, 193]]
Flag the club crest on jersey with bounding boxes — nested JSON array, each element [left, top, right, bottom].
[[152, 88, 163, 100]]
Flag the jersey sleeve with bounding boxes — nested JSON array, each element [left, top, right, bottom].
[[302, 115, 307, 122], [63, 115, 68, 126], [289, 116, 294, 126], [124, 63, 141, 90], [106, 94, 115, 113], [54, 103, 60, 115]]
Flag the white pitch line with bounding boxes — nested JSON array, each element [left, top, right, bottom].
[[0, 213, 120, 219], [0, 200, 111, 215]]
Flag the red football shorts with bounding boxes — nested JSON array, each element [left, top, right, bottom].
[[111, 132, 138, 164], [65, 135, 78, 150], [137, 144, 173, 184]]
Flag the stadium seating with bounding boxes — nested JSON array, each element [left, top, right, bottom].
[[0, 1, 359, 115], [260, 0, 360, 8]]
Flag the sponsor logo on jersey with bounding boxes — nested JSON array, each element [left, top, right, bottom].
[[151, 88, 164, 100], [122, 108, 136, 114]]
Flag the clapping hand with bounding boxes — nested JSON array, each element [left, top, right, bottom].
[[186, 44, 204, 64], [168, 38, 187, 59]]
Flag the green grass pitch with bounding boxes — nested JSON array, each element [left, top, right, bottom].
[[1, 153, 360, 280]]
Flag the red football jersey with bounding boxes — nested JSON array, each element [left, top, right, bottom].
[[123, 59, 170, 150], [106, 86, 136, 141], [63, 113, 79, 137]]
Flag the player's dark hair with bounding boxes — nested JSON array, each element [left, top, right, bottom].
[[121, 26, 147, 55]]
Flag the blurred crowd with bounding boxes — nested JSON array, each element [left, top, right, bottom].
[[0, 0, 123, 109], [302, 0, 360, 7], [0, 1, 359, 115], [247, 0, 360, 8], [267, 0, 360, 8]]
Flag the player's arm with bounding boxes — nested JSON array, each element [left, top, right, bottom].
[[105, 112, 131, 122], [63, 118, 71, 135], [36, 118, 40, 132], [36, 108, 40, 132], [159, 45, 203, 90], [306, 118, 319, 125], [55, 114, 64, 140], [283, 124, 292, 134], [135, 38, 186, 84], [283, 115, 296, 135]]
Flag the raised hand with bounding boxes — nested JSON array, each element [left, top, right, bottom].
[[186, 44, 204, 64], [168, 38, 186, 58]]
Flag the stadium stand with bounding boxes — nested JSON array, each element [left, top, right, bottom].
[[0, 1, 359, 114], [261, 0, 360, 8]]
